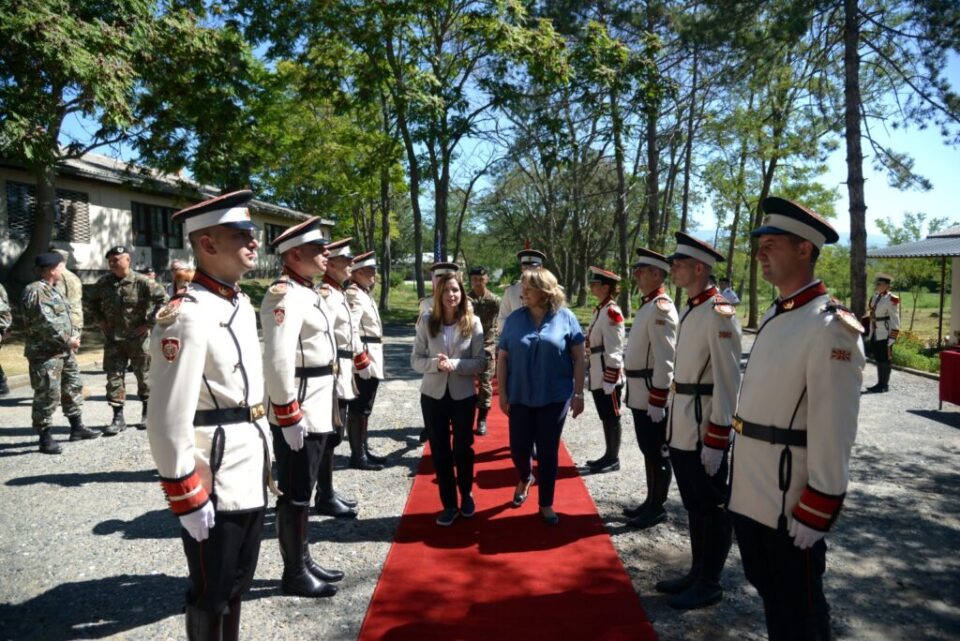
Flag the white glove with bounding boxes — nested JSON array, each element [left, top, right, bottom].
[[357, 365, 373, 380], [647, 405, 666, 423], [602, 381, 616, 395], [282, 421, 306, 451], [789, 519, 826, 550], [179, 502, 216, 542], [700, 446, 725, 476], [887, 338, 895, 346]]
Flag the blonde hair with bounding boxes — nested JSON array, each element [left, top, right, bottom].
[[522, 268, 565, 314], [428, 273, 474, 338]]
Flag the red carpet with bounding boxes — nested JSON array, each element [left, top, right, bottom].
[[357, 402, 657, 641]]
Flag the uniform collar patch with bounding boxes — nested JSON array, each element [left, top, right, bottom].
[[644, 287, 666, 304], [776, 281, 827, 314], [322, 273, 345, 291], [688, 286, 718, 308], [282, 266, 313, 288], [193, 270, 238, 301]]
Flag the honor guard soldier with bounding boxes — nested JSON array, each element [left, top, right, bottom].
[[864, 273, 900, 393], [623, 249, 677, 529], [466, 266, 500, 435], [146, 191, 273, 641], [584, 266, 626, 473], [497, 247, 546, 328], [261, 217, 342, 598], [22, 252, 100, 453], [87, 244, 167, 434], [347, 251, 389, 468], [730, 197, 865, 640], [417, 261, 460, 443], [657, 231, 741, 610], [313, 238, 370, 515]]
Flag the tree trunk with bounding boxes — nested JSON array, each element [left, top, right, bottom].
[[610, 89, 630, 316], [395, 110, 425, 298], [679, 48, 698, 243], [844, 0, 867, 317], [748, 157, 779, 328], [645, 107, 661, 248], [378, 95, 392, 311], [9, 164, 58, 299], [725, 142, 749, 278]]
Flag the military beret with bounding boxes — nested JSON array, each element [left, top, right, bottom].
[[468, 266, 487, 276], [35, 252, 65, 268], [667, 231, 724, 267], [105, 245, 129, 258]]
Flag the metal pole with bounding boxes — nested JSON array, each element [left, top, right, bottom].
[[939, 256, 946, 347]]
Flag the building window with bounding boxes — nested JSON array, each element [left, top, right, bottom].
[[132, 202, 183, 249], [5, 181, 91, 242], [264, 223, 288, 254]]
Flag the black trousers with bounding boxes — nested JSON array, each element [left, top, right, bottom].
[[870, 337, 890, 364], [272, 425, 328, 505], [182, 507, 266, 614], [509, 401, 569, 507], [670, 446, 731, 583], [421, 390, 476, 509], [348, 376, 380, 416], [733, 513, 831, 641], [591, 385, 623, 421], [632, 407, 668, 458]]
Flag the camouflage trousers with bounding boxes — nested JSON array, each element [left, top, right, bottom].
[[477, 343, 495, 409], [104, 336, 150, 406], [29, 353, 83, 430]]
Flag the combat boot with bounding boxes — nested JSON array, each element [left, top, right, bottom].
[[102, 405, 126, 436], [38, 428, 62, 455], [68, 414, 101, 441], [137, 399, 148, 430]]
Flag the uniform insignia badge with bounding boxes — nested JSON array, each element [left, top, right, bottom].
[[161, 338, 181, 362], [719, 330, 732, 339], [783, 300, 795, 310], [656, 298, 672, 313], [156, 302, 181, 326], [274, 308, 285, 326], [713, 301, 736, 316], [831, 348, 851, 361], [268, 281, 288, 296], [833, 308, 864, 334]]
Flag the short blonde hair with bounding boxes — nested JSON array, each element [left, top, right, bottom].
[[522, 268, 565, 314]]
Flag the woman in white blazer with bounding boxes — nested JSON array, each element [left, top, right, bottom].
[[411, 272, 485, 526]]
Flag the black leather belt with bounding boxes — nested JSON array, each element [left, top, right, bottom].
[[360, 336, 382, 344], [874, 316, 889, 321], [295, 364, 335, 378], [733, 416, 807, 447], [625, 368, 653, 378], [194, 403, 266, 426], [590, 346, 604, 354], [672, 382, 713, 395], [337, 349, 353, 359]]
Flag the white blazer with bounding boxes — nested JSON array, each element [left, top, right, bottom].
[[411, 313, 485, 400]]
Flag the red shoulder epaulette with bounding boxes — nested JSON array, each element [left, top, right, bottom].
[[890, 295, 900, 305], [607, 305, 623, 324]]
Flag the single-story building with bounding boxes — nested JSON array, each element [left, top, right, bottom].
[[0, 152, 333, 281]]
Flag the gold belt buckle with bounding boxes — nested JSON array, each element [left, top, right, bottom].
[[249, 403, 266, 422], [732, 416, 743, 433], [670, 381, 677, 393], [332, 360, 340, 375]]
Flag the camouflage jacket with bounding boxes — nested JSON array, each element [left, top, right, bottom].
[[54, 267, 84, 331], [0, 283, 11, 334], [467, 289, 501, 343], [86, 271, 168, 341], [21, 280, 75, 360]]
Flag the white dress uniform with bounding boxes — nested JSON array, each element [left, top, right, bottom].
[[322, 274, 364, 402], [587, 297, 625, 391], [668, 287, 742, 451], [867, 291, 900, 342], [730, 281, 864, 531], [625, 288, 678, 410], [497, 282, 522, 329], [261, 272, 337, 436], [147, 271, 271, 514], [349, 283, 384, 379]]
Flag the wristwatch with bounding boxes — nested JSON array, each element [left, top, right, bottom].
[[573, 392, 584, 399]]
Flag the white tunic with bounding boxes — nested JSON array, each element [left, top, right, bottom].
[[587, 298, 625, 390], [866, 292, 901, 342], [348, 283, 385, 379], [625, 289, 678, 410], [322, 275, 362, 400], [729, 282, 864, 531], [260, 274, 337, 435], [668, 288, 742, 452], [497, 282, 522, 330], [147, 277, 271, 514]]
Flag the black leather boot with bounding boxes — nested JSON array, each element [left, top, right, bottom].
[[590, 419, 621, 473], [669, 510, 730, 610], [38, 428, 62, 455], [277, 503, 337, 597], [222, 597, 241, 641], [476, 407, 488, 436], [348, 412, 382, 471], [334, 491, 357, 508], [68, 414, 101, 441], [185, 604, 222, 641], [103, 405, 126, 436], [301, 505, 344, 583], [586, 417, 612, 469], [137, 399, 148, 430], [315, 446, 357, 518], [361, 416, 387, 465], [656, 512, 703, 594], [0, 372, 9, 396], [624, 451, 655, 517], [879, 362, 891, 392], [628, 453, 670, 528]]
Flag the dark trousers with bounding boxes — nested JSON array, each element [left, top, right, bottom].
[[182, 507, 265, 614], [509, 400, 570, 507], [591, 385, 623, 421], [348, 376, 380, 416], [272, 425, 328, 505], [670, 446, 732, 584], [733, 513, 831, 641], [421, 390, 476, 509], [632, 407, 668, 457]]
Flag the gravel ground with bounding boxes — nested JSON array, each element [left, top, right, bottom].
[[0, 326, 957, 640]]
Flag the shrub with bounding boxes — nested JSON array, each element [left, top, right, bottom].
[[889, 331, 940, 373]]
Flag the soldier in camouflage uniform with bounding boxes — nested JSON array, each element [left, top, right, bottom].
[[50, 247, 84, 334], [86, 245, 167, 434], [467, 266, 500, 436], [0, 282, 12, 395], [22, 252, 100, 454]]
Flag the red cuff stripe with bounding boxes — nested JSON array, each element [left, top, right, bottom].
[[648, 388, 668, 407], [160, 471, 210, 516], [354, 352, 371, 370], [272, 400, 303, 427], [792, 485, 845, 532], [603, 368, 619, 383], [703, 422, 731, 449]]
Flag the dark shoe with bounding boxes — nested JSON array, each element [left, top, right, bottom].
[[38, 429, 62, 455], [137, 400, 148, 430], [586, 454, 610, 469], [512, 481, 532, 507], [350, 454, 384, 471], [306, 558, 344, 583], [419, 428, 429, 443], [627, 506, 668, 529], [668, 581, 723, 610], [103, 406, 126, 436], [623, 501, 649, 518], [476, 407, 488, 436], [365, 448, 388, 465], [315, 496, 358, 519], [589, 458, 620, 474], [436, 508, 459, 527], [656, 568, 700, 595], [461, 495, 476, 518], [863, 383, 886, 394], [68, 415, 101, 441], [334, 491, 357, 508], [540, 508, 560, 526], [0, 378, 9, 396]]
